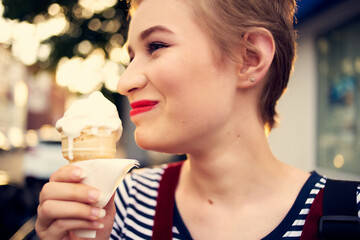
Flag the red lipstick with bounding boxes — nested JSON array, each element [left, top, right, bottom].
[[130, 100, 158, 117]]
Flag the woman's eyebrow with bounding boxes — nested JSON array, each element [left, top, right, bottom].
[[140, 25, 174, 40], [127, 25, 174, 56]]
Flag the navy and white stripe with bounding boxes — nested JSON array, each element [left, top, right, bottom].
[[111, 165, 360, 239], [282, 177, 326, 238], [111, 166, 164, 239]]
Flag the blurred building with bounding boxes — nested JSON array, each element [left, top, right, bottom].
[[0, 46, 28, 152], [269, 0, 360, 180]]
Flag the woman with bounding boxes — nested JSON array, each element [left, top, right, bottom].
[[35, 0, 359, 239]]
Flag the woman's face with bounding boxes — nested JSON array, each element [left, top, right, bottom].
[[118, 0, 239, 154]]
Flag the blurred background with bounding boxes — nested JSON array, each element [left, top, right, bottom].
[[0, 0, 359, 239]]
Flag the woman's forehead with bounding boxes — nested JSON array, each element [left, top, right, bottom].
[[128, 0, 192, 37]]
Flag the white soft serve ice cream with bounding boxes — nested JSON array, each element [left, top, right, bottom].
[[56, 91, 122, 161]]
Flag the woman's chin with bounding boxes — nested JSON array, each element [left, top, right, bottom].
[[135, 134, 160, 151], [135, 137, 180, 155], [134, 129, 188, 154]]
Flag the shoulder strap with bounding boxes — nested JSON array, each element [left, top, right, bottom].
[[301, 178, 360, 240], [323, 179, 358, 216], [152, 161, 184, 240], [319, 179, 360, 240]]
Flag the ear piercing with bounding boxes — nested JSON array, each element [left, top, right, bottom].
[[250, 77, 256, 83]]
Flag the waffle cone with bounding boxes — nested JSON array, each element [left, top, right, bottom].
[[60, 127, 120, 163]]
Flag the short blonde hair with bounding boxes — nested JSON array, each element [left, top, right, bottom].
[[127, 0, 297, 130]]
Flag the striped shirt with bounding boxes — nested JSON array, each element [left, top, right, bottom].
[[111, 164, 360, 239]]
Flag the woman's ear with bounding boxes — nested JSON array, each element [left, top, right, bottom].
[[236, 28, 275, 89]]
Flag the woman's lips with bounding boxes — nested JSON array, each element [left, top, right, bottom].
[[130, 100, 158, 117]]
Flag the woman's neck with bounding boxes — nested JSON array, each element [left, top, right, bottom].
[[177, 125, 293, 206], [174, 118, 311, 240]]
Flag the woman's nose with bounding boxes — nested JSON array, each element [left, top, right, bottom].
[[117, 65, 147, 96]]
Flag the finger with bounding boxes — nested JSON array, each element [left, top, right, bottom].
[[39, 182, 101, 205], [49, 165, 87, 183], [37, 200, 106, 230], [37, 218, 104, 240]]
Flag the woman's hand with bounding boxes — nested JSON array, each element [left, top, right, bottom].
[[35, 165, 116, 240]]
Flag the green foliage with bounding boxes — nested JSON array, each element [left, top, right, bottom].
[[2, 0, 130, 70]]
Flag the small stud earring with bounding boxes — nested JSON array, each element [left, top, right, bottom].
[[250, 77, 255, 83]]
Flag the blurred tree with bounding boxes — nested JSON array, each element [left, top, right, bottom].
[[2, 0, 130, 70]]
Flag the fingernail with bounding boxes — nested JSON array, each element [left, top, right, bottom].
[[98, 223, 105, 229], [91, 208, 106, 218], [72, 168, 87, 179], [88, 189, 100, 202], [93, 221, 105, 229], [99, 209, 106, 218]]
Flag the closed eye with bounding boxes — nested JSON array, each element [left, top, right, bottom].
[[146, 41, 169, 55]]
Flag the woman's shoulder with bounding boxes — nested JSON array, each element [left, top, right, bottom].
[[302, 172, 360, 222]]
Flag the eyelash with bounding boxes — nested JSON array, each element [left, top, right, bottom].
[[146, 41, 169, 55], [127, 41, 169, 64]]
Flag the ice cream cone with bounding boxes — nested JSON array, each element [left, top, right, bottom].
[[60, 127, 121, 163], [54, 91, 138, 239]]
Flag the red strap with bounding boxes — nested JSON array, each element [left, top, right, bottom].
[[152, 161, 184, 240], [300, 188, 324, 240]]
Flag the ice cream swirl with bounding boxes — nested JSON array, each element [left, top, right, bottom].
[[56, 91, 122, 160]]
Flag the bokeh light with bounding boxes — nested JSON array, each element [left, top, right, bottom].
[[48, 3, 62, 16], [0, 0, 129, 97], [333, 154, 345, 169], [76, 40, 93, 55], [79, 0, 117, 14], [355, 57, 360, 74], [25, 130, 39, 147], [14, 80, 28, 108], [88, 18, 102, 31], [8, 127, 25, 148], [109, 46, 130, 65], [0, 131, 11, 151], [0, 3, 69, 66], [0, 171, 10, 186], [56, 48, 124, 94]]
